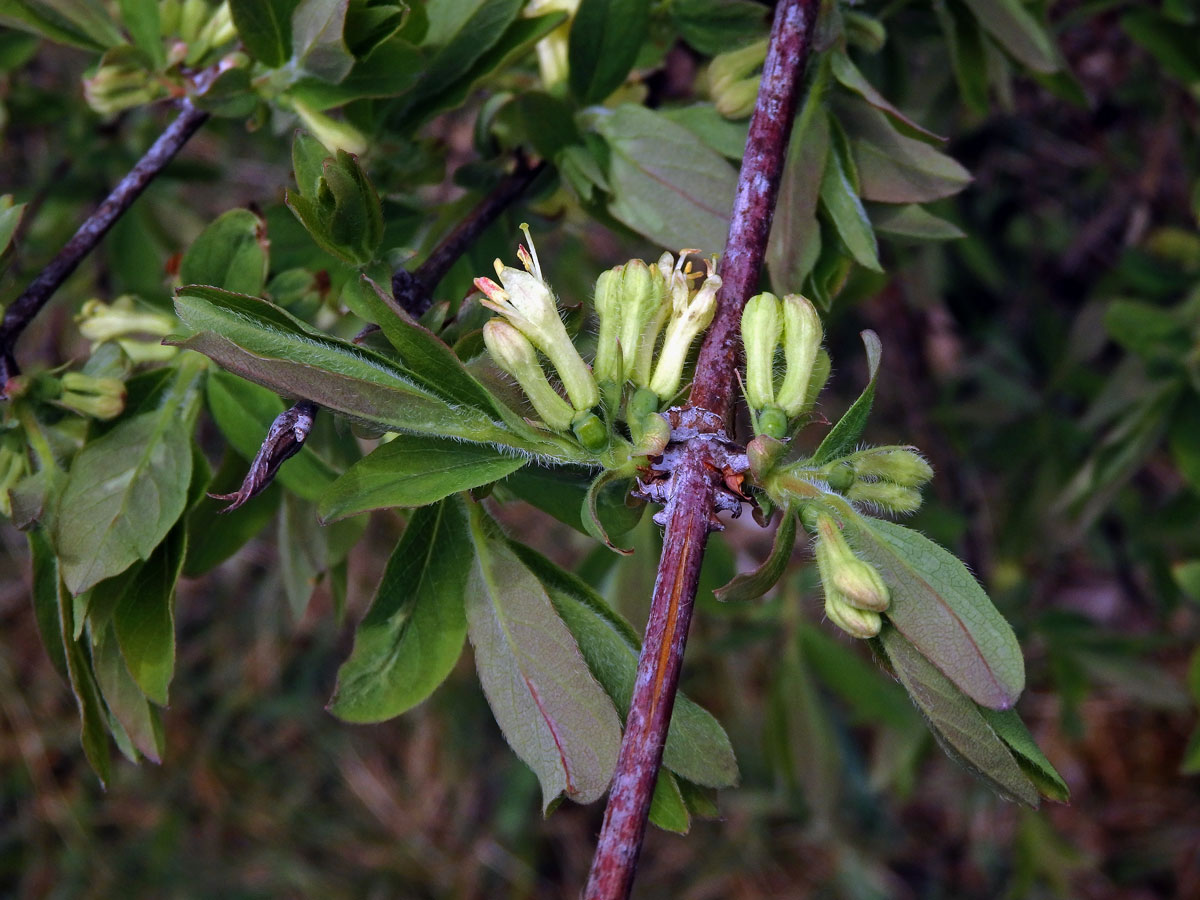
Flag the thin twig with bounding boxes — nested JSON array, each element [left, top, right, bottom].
[[584, 2, 820, 897], [391, 152, 546, 317], [0, 99, 210, 389]]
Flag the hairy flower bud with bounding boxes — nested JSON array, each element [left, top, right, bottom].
[[824, 592, 883, 639], [77, 296, 177, 365], [741, 292, 782, 411], [476, 226, 598, 413], [849, 446, 934, 488], [775, 294, 823, 418], [707, 39, 767, 119], [56, 372, 127, 420], [814, 512, 889, 612], [591, 267, 622, 386], [483, 319, 573, 432], [846, 480, 922, 514], [649, 259, 720, 399], [83, 49, 165, 117]]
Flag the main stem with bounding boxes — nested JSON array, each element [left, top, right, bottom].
[[584, 2, 820, 897], [0, 99, 210, 388]]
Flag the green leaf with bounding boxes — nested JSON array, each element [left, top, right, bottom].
[[648, 770, 691, 833], [291, 0, 354, 82], [847, 514, 1026, 710], [328, 500, 471, 722], [581, 468, 636, 554], [278, 493, 324, 618], [812, 329, 881, 465], [500, 464, 644, 539], [713, 508, 797, 602], [879, 625, 1038, 806], [568, 0, 650, 104], [59, 588, 112, 786], [0, 0, 122, 51], [0, 196, 26, 259], [978, 706, 1070, 803], [112, 523, 185, 706], [341, 274, 512, 416], [659, 103, 749, 161], [465, 504, 623, 807], [183, 451, 281, 576], [288, 35, 422, 109], [831, 52, 943, 141], [595, 103, 737, 254], [869, 203, 966, 242], [961, 0, 1059, 74], [670, 0, 767, 56], [418, 0, 519, 85], [53, 358, 204, 595], [28, 528, 68, 681], [819, 124, 883, 273], [180, 208, 269, 296], [839, 98, 972, 204], [205, 370, 337, 501], [116, 0, 162, 67], [399, 10, 564, 126], [291, 129, 329, 197], [230, 0, 298, 67], [513, 542, 739, 789], [93, 624, 164, 763], [173, 286, 531, 449], [798, 622, 918, 729], [1172, 560, 1200, 604], [766, 89, 829, 293], [193, 66, 259, 118], [317, 433, 526, 522], [935, 0, 990, 114]]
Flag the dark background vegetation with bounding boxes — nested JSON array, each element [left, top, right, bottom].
[[3, 2, 1200, 897]]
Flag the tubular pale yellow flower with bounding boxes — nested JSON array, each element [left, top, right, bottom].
[[483, 319, 574, 432], [648, 261, 720, 399], [475, 226, 598, 412]]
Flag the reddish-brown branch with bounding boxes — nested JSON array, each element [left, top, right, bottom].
[[0, 99, 210, 390], [584, 2, 820, 897]]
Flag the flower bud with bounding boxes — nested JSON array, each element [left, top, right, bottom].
[[0, 445, 27, 517], [77, 297, 176, 343], [707, 39, 767, 120], [483, 319, 573, 432], [591, 268, 622, 386], [849, 446, 933, 488], [649, 260, 720, 399], [813, 511, 889, 612], [616, 259, 666, 384], [56, 372, 127, 420], [846, 480, 922, 514], [741, 292, 781, 410], [775, 294, 823, 418], [476, 226, 598, 413], [824, 592, 882, 639], [83, 49, 165, 117]]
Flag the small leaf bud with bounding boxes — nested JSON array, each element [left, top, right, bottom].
[[483, 319, 574, 432], [746, 434, 787, 481]]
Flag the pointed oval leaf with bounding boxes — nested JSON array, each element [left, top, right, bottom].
[[830, 52, 944, 141], [318, 434, 526, 523], [961, 0, 1059, 74], [880, 626, 1038, 806], [229, 0, 298, 67], [714, 509, 798, 602], [328, 500, 471, 722], [846, 512, 1025, 709], [53, 361, 203, 595], [93, 624, 164, 763], [812, 330, 882, 465], [513, 542, 739, 789], [179, 208, 269, 296], [466, 505, 622, 807], [819, 124, 883, 273], [978, 706, 1070, 803], [569, 0, 651, 104], [595, 104, 737, 254]]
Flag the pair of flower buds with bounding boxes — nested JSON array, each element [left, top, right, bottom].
[[477, 227, 720, 449]]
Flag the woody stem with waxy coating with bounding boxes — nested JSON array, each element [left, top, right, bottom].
[[0, 99, 210, 389], [583, 2, 821, 897]]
